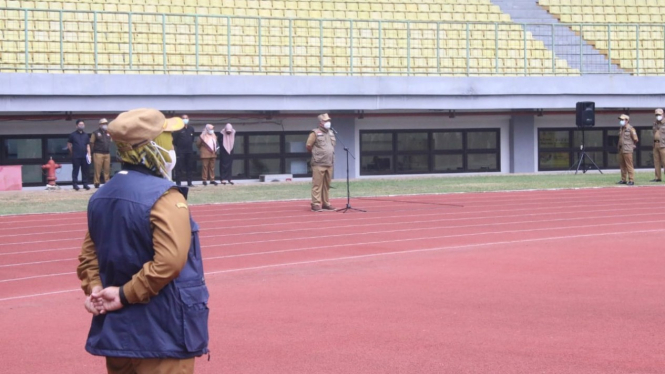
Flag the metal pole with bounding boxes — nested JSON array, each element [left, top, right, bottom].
[[24, 9, 29, 72], [227, 17, 231, 74], [195, 15, 199, 72], [94, 12, 98, 72], [350, 20, 354, 75], [128, 13, 133, 70], [59, 10, 63, 70], [288, 18, 293, 74], [407, 21, 411, 75], [162, 14, 166, 72], [466, 22, 470, 76], [636, 24, 640, 75]]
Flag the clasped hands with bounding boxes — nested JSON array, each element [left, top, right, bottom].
[[84, 286, 124, 316]]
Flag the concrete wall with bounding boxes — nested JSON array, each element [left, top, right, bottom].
[[2, 74, 665, 112]]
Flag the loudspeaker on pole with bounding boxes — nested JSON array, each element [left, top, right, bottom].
[[576, 102, 595, 128]]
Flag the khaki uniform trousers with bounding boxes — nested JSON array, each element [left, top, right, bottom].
[[106, 357, 195, 374], [618, 152, 635, 182], [654, 144, 665, 180], [311, 165, 332, 208], [93, 153, 111, 185], [201, 158, 215, 182]]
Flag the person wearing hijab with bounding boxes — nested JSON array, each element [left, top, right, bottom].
[[77, 108, 209, 374], [196, 124, 219, 186], [218, 123, 236, 185]]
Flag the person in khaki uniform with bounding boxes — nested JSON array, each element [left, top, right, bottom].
[[196, 124, 219, 186], [90, 118, 112, 188], [652, 109, 665, 182], [617, 114, 639, 185], [306, 113, 336, 212]]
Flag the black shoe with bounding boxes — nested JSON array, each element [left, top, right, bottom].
[[628, 181, 635, 185], [651, 179, 661, 182], [73, 185, 80, 191], [187, 183, 196, 187], [210, 181, 218, 186], [94, 184, 100, 188], [83, 185, 91, 190], [616, 181, 627, 184], [228, 180, 234, 185], [202, 181, 207, 186]]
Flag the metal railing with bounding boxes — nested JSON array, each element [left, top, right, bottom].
[[1, 8, 664, 76]]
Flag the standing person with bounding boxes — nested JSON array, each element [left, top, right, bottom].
[[617, 114, 639, 185], [67, 119, 91, 191], [90, 118, 112, 188], [219, 123, 236, 185], [77, 108, 209, 374], [306, 113, 336, 212], [172, 114, 196, 187], [197, 124, 218, 186], [652, 108, 665, 182]]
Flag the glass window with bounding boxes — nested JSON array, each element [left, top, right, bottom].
[[361, 155, 392, 174], [539, 152, 570, 169], [248, 135, 280, 154], [539, 130, 570, 149], [396, 154, 429, 172], [4, 138, 42, 159], [361, 133, 393, 152], [640, 150, 654, 168], [607, 150, 619, 168], [21, 164, 44, 184], [231, 159, 245, 178], [467, 153, 498, 171], [285, 134, 308, 153], [396, 132, 428, 152], [467, 131, 497, 150], [285, 157, 310, 175], [572, 129, 603, 148], [233, 134, 245, 155], [640, 128, 654, 145], [248, 158, 281, 178], [433, 154, 463, 172], [46, 138, 70, 160], [571, 151, 603, 168], [433, 132, 463, 150]]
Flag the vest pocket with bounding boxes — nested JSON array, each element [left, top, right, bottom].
[[178, 285, 210, 353]]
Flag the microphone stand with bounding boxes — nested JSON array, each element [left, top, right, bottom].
[[331, 127, 365, 213]]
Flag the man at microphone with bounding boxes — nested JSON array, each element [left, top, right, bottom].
[[306, 113, 336, 212]]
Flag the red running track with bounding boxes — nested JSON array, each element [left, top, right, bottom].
[[1, 187, 664, 373]]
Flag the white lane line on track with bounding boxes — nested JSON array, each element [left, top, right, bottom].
[[0, 246, 79, 256], [3, 227, 659, 302], [0, 218, 657, 282], [0, 272, 73, 283], [0, 200, 657, 248]]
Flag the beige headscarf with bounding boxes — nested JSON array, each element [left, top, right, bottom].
[[222, 123, 236, 154], [199, 124, 217, 153]]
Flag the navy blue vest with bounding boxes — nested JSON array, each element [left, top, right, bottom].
[[85, 168, 209, 359]]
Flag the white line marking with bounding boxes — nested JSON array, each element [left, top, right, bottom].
[[0, 272, 73, 283], [0, 289, 80, 302]]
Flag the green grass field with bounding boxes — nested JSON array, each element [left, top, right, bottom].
[[0, 171, 660, 216]]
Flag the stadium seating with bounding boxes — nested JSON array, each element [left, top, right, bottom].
[[539, 0, 665, 74], [0, 0, 579, 75]]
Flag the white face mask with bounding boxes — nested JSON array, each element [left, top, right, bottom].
[[183, 119, 189, 125], [101, 125, 108, 131], [207, 129, 214, 135], [150, 141, 177, 180], [323, 121, 331, 129], [620, 120, 626, 126], [657, 115, 663, 122]]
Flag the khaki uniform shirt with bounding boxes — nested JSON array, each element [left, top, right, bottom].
[[618, 124, 638, 154], [654, 121, 665, 148], [306, 127, 336, 167], [77, 189, 192, 304], [196, 137, 218, 159]]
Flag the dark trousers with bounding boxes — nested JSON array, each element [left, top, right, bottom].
[[72, 156, 90, 187], [175, 152, 193, 185]]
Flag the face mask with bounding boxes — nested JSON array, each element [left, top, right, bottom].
[[150, 141, 177, 180], [323, 121, 331, 129], [183, 119, 189, 125], [657, 115, 663, 122], [101, 125, 108, 131], [207, 129, 214, 135], [620, 120, 626, 126], [77, 125, 85, 130]]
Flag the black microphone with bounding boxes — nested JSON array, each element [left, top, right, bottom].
[[330, 127, 338, 134]]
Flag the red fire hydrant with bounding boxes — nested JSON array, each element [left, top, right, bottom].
[[42, 157, 62, 188]]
